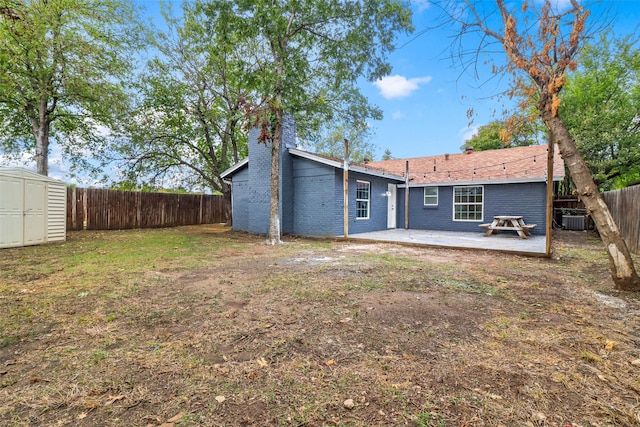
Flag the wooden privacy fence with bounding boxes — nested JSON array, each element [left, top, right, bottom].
[[67, 188, 226, 231], [603, 185, 640, 254]]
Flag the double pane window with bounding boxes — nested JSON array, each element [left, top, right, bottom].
[[356, 180, 370, 219], [453, 186, 483, 221], [424, 187, 438, 206]]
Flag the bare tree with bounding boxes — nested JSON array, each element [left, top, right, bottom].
[[440, 0, 639, 290]]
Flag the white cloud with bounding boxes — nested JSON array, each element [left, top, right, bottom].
[[373, 75, 432, 99], [0, 142, 98, 186], [436, 88, 445, 94], [47, 143, 70, 182], [460, 125, 480, 145], [392, 111, 405, 120], [0, 150, 35, 170], [412, 0, 431, 13]]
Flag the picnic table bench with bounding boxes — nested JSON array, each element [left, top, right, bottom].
[[479, 215, 537, 239]]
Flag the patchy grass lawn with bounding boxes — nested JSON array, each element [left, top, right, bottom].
[[0, 225, 639, 426]]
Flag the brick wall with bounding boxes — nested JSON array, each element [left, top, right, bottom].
[[230, 168, 249, 231], [292, 158, 336, 236], [235, 114, 297, 235], [280, 114, 296, 234], [397, 182, 547, 234], [344, 171, 393, 235], [247, 126, 271, 234]]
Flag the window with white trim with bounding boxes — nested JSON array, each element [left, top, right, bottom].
[[453, 186, 483, 221], [356, 180, 370, 219], [423, 187, 438, 206]]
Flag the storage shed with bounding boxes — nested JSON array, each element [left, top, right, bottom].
[[0, 167, 67, 248]]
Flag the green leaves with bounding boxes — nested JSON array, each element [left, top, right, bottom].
[[199, 0, 413, 128], [462, 116, 545, 152], [113, 1, 252, 193], [197, 0, 412, 240], [0, 0, 144, 175], [561, 33, 640, 190], [305, 122, 378, 163]]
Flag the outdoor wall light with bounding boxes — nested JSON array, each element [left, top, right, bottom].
[[382, 191, 392, 197]]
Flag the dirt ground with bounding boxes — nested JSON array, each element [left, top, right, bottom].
[[1, 226, 639, 426]]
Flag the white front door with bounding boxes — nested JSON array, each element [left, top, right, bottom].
[[387, 184, 397, 229]]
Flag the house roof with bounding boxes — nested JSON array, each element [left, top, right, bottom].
[[220, 144, 565, 187], [367, 144, 565, 186], [288, 148, 405, 181], [220, 148, 406, 182], [220, 158, 248, 179]]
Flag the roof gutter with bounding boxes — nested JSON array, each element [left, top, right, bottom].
[[220, 158, 249, 179], [398, 176, 564, 188]]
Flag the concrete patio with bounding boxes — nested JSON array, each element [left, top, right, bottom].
[[346, 228, 548, 256]]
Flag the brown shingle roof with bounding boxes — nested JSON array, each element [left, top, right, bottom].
[[368, 145, 565, 185]]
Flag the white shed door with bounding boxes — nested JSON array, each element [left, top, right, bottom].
[[23, 179, 46, 246], [0, 175, 24, 248]]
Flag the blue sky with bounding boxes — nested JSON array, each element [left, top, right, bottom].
[[134, 0, 640, 163], [3, 0, 640, 183], [360, 0, 640, 159]]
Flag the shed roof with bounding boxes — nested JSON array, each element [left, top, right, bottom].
[[0, 167, 66, 184], [368, 144, 565, 186]]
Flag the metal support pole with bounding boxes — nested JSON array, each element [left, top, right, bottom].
[[404, 160, 409, 230], [343, 139, 349, 238]]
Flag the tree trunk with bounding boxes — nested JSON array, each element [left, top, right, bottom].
[[267, 110, 282, 245], [222, 181, 232, 227], [546, 114, 640, 291], [31, 106, 50, 176]]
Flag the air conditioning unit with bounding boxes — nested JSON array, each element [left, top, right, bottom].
[[562, 215, 585, 231]]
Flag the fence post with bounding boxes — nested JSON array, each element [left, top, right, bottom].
[[82, 188, 88, 230]]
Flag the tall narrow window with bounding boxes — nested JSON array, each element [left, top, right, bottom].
[[356, 180, 370, 219], [424, 187, 438, 206], [453, 186, 483, 221]]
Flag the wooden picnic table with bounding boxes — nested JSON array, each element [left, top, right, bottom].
[[479, 215, 537, 239]]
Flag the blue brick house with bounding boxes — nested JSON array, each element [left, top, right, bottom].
[[221, 117, 565, 237]]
